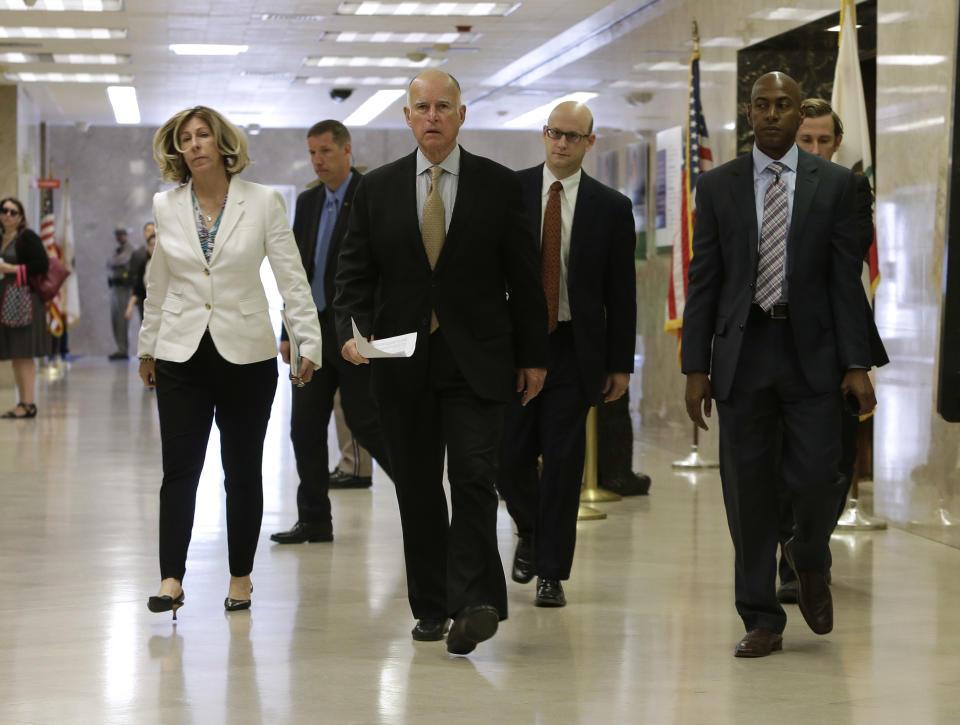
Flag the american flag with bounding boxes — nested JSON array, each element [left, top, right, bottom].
[[665, 34, 713, 340], [39, 186, 66, 337]]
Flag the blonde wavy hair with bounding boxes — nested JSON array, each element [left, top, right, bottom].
[[153, 106, 251, 184]]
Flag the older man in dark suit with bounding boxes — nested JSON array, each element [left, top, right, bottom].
[[335, 70, 549, 655], [271, 120, 392, 545], [682, 72, 876, 657], [497, 101, 637, 608]]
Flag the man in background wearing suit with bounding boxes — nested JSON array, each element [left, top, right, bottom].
[[776, 98, 889, 603], [682, 72, 876, 657], [497, 102, 637, 608], [335, 70, 548, 655], [272, 120, 392, 545]]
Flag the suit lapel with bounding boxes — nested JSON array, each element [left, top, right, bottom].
[[176, 181, 208, 267], [522, 166, 543, 246], [787, 150, 819, 275], [306, 186, 325, 274], [207, 178, 246, 266], [436, 146, 473, 272], [727, 153, 759, 274], [569, 171, 598, 285]]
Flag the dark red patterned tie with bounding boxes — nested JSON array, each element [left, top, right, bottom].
[[542, 181, 563, 333]]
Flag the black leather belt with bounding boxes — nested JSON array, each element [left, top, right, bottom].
[[752, 302, 789, 319]]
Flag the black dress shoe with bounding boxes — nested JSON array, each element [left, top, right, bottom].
[[108, 352, 129, 361], [270, 521, 333, 544], [734, 628, 783, 658], [535, 577, 566, 607], [783, 538, 833, 634], [411, 618, 448, 641], [512, 536, 535, 584], [328, 469, 373, 489], [600, 472, 651, 496], [446, 604, 499, 655], [776, 579, 798, 604]]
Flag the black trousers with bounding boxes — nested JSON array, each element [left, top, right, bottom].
[[716, 308, 841, 634], [155, 331, 278, 581], [289, 315, 392, 525], [378, 329, 507, 621], [498, 323, 591, 580]]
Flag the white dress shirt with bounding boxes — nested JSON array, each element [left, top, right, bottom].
[[541, 164, 580, 322]]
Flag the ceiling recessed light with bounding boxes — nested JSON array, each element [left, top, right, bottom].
[[0, 0, 122, 10], [503, 92, 598, 129], [0, 26, 126, 39], [107, 85, 140, 125], [53, 53, 130, 65], [4, 71, 133, 83], [302, 75, 408, 86], [343, 88, 407, 126], [169, 44, 249, 56], [337, 2, 520, 16], [0, 52, 39, 63], [304, 55, 444, 68]]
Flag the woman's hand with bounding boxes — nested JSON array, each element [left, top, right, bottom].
[[139, 358, 156, 388]]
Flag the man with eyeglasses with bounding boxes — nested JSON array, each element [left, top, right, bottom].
[[497, 101, 637, 608]]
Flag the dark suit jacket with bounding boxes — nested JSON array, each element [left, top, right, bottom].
[[681, 148, 870, 400], [518, 165, 636, 404], [852, 173, 888, 368], [281, 169, 362, 343], [334, 146, 549, 405]]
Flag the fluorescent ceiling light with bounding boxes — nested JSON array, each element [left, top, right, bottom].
[[882, 116, 944, 133], [305, 55, 444, 68], [53, 53, 130, 64], [0, 26, 126, 39], [878, 85, 948, 95], [878, 12, 910, 24], [106, 85, 140, 124], [303, 75, 408, 85], [826, 24, 861, 32], [4, 72, 133, 83], [343, 89, 406, 126], [503, 92, 598, 129], [169, 44, 248, 56], [332, 31, 472, 43], [610, 79, 689, 90], [748, 8, 833, 22], [0, 0, 122, 9], [0, 52, 39, 63], [337, 2, 520, 16], [482, 1, 664, 91], [877, 55, 946, 66], [634, 61, 735, 72]]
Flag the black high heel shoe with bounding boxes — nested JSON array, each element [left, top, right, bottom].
[[148, 591, 185, 621], [224, 584, 253, 612]]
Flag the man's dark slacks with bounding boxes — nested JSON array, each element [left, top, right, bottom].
[[498, 323, 592, 580], [155, 330, 278, 581], [377, 329, 507, 621], [716, 307, 842, 634], [289, 314, 392, 526]]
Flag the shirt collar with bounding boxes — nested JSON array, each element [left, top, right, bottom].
[[752, 143, 798, 177], [416, 145, 460, 177], [325, 171, 353, 205], [543, 164, 581, 196]]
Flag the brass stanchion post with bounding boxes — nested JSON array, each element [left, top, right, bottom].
[[578, 407, 608, 520]]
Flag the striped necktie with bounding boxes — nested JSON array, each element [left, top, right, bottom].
[[754, 161, 789, 312]]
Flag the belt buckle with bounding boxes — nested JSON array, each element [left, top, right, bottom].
[[770, 303, 788, 319]]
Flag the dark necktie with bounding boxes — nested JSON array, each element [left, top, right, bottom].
[[541, 180, 563, 333], [754, 161, 789, 311]]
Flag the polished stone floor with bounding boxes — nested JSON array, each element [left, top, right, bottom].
[[1, 358, 959, 724]]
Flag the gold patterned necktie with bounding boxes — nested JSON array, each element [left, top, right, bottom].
[[541, 180, 563, 333], [422, 165, 445, 331]]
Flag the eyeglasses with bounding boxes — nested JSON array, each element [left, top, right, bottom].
[[0, 208, 20, 216], [544, 127, 590, 144]]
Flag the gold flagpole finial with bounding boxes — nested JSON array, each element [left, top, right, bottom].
[[692, 19, 700, 53]]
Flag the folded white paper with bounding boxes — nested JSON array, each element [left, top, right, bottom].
[[352, 317, 417, 358]]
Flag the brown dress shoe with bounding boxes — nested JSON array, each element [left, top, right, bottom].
[[734, 628, 783, 658], [783, 538, 833, 635]]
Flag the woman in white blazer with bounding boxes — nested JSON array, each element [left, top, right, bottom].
[[140, 106, 322, 619]]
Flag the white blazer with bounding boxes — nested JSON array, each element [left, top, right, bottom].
[[138, 178, 322, 365]]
